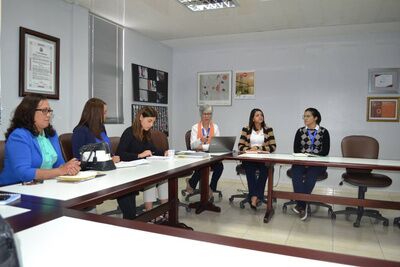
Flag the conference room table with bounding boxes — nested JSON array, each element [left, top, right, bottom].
[[0, 155, 224, 227], [229, 153, 400, 223], [5, 206, 399, 267], [2, 153, 400, 266]]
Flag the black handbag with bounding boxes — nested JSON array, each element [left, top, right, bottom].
[[0, 215, 20, 267], [79, 142, 116, 171]]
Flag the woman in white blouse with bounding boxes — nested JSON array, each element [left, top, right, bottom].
[[238, 108, 277, 210]]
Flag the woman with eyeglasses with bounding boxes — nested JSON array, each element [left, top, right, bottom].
[[0, 95, 80, 186], [291, 107, 330, 221], [185, 105, 224, 200], [238, 108, 276, 210]]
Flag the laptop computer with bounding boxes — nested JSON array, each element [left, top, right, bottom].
[[208, 136, 236, 153]]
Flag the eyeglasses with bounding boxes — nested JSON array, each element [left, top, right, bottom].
[[35, 108, 54, 115]]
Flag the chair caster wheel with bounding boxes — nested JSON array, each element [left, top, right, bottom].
[[218, 192, 223, 199], [185, 196, 190, 202], [185, 207, 191, 212], [328, 208, 333, 215], [331, 213, 336, 220], [181, 190, 186, 197], [239, 203, 245, 209], [383, 220, 389, 227], [282, 206, 287, 213], [229, 197, 234, 203]]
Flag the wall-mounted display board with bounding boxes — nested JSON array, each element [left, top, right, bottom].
[[132, 64, 168, 104]]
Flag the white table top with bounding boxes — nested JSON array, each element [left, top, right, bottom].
[[238, 153, 400, 168], [0, 205, 29, 219], [0, 157, 208, 201], [14, 216, 347, 267]]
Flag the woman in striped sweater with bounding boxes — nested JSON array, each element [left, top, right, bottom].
[[238, 108, 276, 210]]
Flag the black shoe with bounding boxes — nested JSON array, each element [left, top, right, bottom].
[[250, 203, 257, 211]]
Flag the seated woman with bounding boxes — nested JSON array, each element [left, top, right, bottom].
[[291, 107, 330, 221], [0, 95, 80, 186], [185, 105, 224, 199], [72, 98, 119, 162], [72, 98, 137, 220], [116, 107, 168, 211], [238, 108, 276, 210]]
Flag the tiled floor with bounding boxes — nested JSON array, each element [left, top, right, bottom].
[[97, 178, 400, 262]]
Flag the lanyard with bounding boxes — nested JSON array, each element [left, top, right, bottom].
[[202, 127, 210, 144], [307, 129, 318, 150]]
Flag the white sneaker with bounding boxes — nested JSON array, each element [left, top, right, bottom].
[[292, 205, 302, 214], [300, 205, 308, 221]]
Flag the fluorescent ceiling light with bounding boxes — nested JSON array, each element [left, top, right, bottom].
[[177, 0, 238, 12]]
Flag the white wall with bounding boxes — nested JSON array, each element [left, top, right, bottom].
[[166, 23, 400, 190], [1, 0, 83, 135], [1, 0, 173, 141], [106, 26, 173, 138]]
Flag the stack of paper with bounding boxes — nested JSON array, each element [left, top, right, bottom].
[[292, 153, 318, 157], [146, 156, 169, 161], [56, 171, 99, 183], [176, 151, 209, 158], [115, 159, 149, 168]]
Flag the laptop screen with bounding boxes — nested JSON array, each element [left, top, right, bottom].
[[208, 136, 236, 153]]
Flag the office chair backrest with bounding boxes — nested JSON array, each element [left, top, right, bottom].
[[341, 135, 379, 174], [109, 137, 120, 155], [59, 133, 73, 161], [151, 130, 169, 151], [185, 130, 191, 150], [0, 140, 5, 171]]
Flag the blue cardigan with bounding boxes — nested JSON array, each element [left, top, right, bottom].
[[0, 128, 65, 186], [72, 125, 111, 159]]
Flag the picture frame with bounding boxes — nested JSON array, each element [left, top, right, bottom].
[[368, 68, 400, 94], [234, 71, 255, 99], [198, 71, 231, 106], [367, 96, 399, 122], [132, 64, 168, 104], [19, 27, 60, 99]]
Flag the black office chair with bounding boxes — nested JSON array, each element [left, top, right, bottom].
[[228, 163, 269, 209], [331, 135, 391, 227], [282, 168, 333, 215], [181, 130, 222, 202]]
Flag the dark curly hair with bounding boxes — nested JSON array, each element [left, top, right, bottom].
[[5, 95, 56, 140]]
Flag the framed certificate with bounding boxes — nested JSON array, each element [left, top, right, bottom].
[[19, 27, 60, 99]]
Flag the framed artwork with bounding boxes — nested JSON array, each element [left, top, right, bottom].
[[367, 97, 399, 122], [131, 104, 169, 136], [368, 68, 400, 94], [19, 27, 60, 99], [132, 64, 168, 104], [198, 71, 231, 106], [234, 71, 255, 99]]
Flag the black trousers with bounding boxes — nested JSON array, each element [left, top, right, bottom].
[[117, 192, 137, 220]]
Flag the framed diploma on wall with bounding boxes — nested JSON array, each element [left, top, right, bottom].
[[19, 27, 60, 99]]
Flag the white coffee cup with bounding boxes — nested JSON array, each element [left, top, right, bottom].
[[167, 149, 175, 159]]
